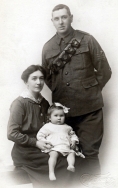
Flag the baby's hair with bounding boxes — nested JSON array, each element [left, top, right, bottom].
[[47, 103, 65, 118]]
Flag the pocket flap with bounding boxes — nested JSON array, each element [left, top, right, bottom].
[[46, 49, 60, 59], [82, 78, 98, 88], [75, 46, 89, 54]]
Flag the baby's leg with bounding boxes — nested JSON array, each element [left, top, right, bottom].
[[67, 152, 75, 172], [48, 151, 59, 181]]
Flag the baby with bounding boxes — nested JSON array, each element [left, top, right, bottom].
[[37, 103, 85, 181]]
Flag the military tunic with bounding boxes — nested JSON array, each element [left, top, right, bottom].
[[42, 28, 111, 117]]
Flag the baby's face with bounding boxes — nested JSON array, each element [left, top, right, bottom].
[[50, 109, 65, 125]]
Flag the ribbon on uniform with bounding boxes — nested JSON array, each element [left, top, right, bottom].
[[50, 38, 80, 74]]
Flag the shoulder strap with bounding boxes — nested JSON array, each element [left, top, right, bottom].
[[74, 30, 85, 43], [50, 32, 85, 74]]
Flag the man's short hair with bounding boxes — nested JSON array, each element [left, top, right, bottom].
[[52, 4, 71, 16]]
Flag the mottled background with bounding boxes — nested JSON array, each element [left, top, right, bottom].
[[0, 0, 118, 187]]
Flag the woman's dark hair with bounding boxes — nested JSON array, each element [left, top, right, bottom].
[[21, 65, 46, 83], [52, 4, 71, 16]]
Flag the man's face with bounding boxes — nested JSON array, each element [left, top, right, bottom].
[[52, 8, 73, 36]]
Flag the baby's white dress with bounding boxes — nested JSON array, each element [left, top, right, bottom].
[[37, 122, 79, 156]]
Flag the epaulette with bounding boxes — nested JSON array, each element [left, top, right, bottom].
[[76, 30, 90, 36]]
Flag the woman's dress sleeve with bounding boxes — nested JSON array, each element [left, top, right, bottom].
[[7, 99, 36, 146]]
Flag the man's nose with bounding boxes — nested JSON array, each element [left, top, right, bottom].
[[59, 18, 63, 24]]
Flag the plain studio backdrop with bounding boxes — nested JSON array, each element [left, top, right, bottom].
[[0, 0, 118, 187]]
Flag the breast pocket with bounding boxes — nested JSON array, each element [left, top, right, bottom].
[[82, 77, 98, 88], [72, 45, 91, 70]]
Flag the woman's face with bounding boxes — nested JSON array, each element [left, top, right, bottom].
[[26, 70, 44, 94]]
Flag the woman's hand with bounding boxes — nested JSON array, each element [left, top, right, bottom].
[[36, 140, 53, 150]]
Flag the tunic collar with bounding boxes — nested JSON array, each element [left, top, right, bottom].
[[56, 27, 75, 44], [20, 89, 43, 104]]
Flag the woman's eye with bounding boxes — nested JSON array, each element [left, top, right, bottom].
[[32, 78, 36, 80], [54, 18, 59, 21], [40, 78, 44, 80]]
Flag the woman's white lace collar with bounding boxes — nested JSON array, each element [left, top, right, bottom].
[[20, 90, 43, 104]]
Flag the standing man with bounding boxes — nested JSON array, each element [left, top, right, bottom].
[[42, 4, 111, 175]]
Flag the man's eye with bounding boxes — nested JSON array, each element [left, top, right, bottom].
[[62, 16, 67, 19]]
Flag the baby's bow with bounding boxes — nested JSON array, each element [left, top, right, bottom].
[[55, 103, 70, 113]]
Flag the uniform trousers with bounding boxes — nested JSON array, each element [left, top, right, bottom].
[[65, 108, 103, 176]]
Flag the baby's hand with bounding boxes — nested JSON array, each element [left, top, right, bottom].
[[70, 140, 76, 149]]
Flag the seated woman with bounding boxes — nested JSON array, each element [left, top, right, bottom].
[[7, 65, 75, 188]]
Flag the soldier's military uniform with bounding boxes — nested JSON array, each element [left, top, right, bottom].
[[42, 28, 111, 174]]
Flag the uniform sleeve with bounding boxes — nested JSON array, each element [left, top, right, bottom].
[[88, 35, 112, 89], [69, 128, 79, 143], [7, 99, 36, 147], [37, 125, 49, 141], [42, 45, 53, 90]]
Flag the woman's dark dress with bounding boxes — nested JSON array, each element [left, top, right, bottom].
[[7, 96, 77, 188]]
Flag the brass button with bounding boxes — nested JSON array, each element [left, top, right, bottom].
[[65, 71, 68, 75], [66, 83, 70, 86], [40, 113, 43, 116]]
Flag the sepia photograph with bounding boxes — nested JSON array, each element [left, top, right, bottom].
[[0, 0, 118, 187]]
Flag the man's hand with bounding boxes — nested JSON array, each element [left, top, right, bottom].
[[36, 140, 52, 150]]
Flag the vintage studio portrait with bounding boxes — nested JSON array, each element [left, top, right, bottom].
[[0, 0, 117, 188]]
